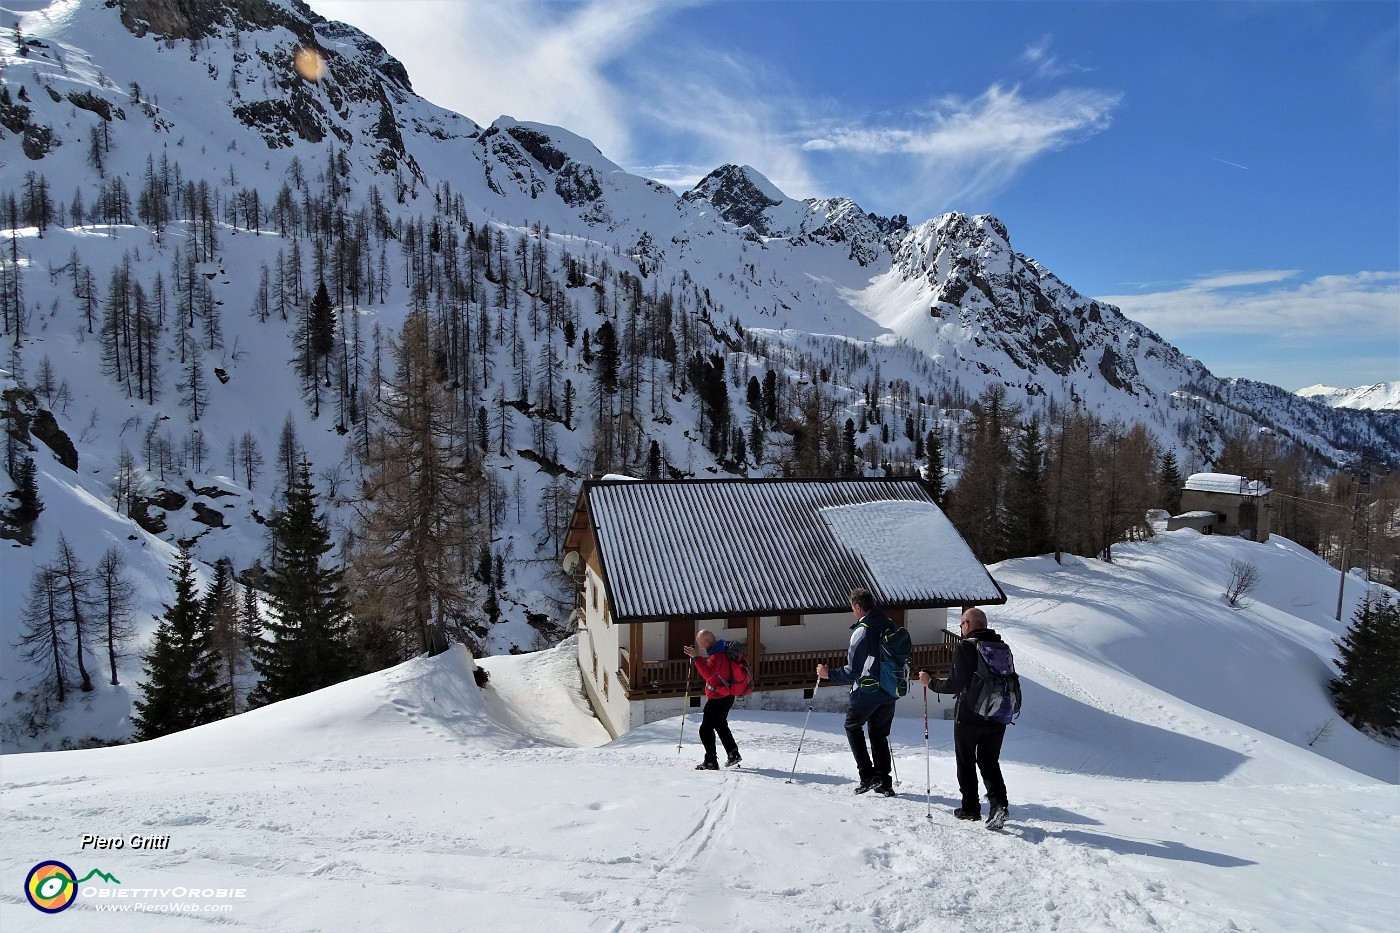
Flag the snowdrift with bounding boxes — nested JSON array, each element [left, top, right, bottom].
[[3, 536, 1399, 931]]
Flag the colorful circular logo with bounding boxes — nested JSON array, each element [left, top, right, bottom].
[[25, 861, 77, 913]]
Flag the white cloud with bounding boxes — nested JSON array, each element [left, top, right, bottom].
[[315, 0, 678, 162], [795, 84, 1121, 208], [1022, 33, 1091, 79], [315, 3, 1119, 214], [801, 85, 1120, 159], [1100, 270, 1400, 340], [629, 51, 822, 200]]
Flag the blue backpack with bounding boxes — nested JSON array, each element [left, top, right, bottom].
[[971, 640, 1021, 724]]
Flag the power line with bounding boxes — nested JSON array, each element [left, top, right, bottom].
[[1267, 490, 1353, 516]]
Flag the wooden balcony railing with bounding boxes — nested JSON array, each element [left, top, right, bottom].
[[619, 631, 958, 700]]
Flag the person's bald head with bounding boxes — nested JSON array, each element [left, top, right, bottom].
[[696, 629, 716, 649], [961, 607, 987, 632]]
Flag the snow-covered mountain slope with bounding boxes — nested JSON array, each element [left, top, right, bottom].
[[3, 0, 1392, 464], [2, 535, 1396, 932], [3, 0, 1399, 750], [1299, 381, 1400, 412]]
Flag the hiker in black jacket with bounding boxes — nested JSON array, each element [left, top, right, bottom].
[[817, 587, 899, 797], [920, 607, 1010, 828]]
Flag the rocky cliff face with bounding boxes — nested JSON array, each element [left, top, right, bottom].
[[888, 212, 1201, 391]]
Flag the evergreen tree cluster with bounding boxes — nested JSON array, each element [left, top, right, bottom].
[[946, 384, 1167, 563], [250, 460, 356, 706], [132, 549, 229, 740], [1330, 592, 1400, 738]]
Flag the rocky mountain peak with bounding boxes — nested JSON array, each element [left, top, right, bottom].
[[683, 164, 788, 235]]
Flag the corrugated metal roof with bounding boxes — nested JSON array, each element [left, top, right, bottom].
[[580, 478, 1005, 623]]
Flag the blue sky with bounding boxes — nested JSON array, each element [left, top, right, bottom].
[[316, 0, 1399, 391]]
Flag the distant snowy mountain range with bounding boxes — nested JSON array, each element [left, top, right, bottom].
[[1, 0, 1398, 748], [1298, 382, 1400, 412]]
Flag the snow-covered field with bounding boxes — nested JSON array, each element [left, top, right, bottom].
[[3, 531, 1397, 932]]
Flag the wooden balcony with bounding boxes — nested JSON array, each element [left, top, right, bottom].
[[618, 631, 958, 700]]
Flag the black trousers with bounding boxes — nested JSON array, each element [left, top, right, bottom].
[[954, 717, 1007, 811], [699, 695, 738, 762], [845, 699, 897, 784]]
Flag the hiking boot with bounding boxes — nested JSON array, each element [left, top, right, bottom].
[[953, 807, 981, 821], [695, 759, 719, 771], [986, 804, 1009, 830], [854, 778, 878, 795], [873, 782, 896, 798], [724, 752, 742, 768]]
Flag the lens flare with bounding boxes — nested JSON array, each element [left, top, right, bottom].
[[294, 47, 326, 82]]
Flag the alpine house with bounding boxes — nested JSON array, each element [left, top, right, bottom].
[[563, 477, 1006, 737]]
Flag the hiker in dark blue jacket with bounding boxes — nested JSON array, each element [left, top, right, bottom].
[[920, 606, 1010, 828], [817, 587, 899, 797]]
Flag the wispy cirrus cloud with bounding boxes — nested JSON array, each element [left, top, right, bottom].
[[316, 0, 682, 162], [1022, 34, 1093, 79], [629, 50, 823, 199], [799, 85, 1120, 158], [1100, 270, 1400, 340], [317, 2, 1120, 213], [796, 84, 1122, 209]]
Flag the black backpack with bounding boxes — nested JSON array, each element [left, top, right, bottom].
[[970, 639, 1021, 724]]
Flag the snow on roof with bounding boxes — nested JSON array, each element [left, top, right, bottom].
[[1184, 472, 1271, 496], [580, 478, 1004, 622], [819, 500, 993, 605]]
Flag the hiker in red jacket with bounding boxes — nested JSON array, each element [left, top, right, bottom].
[[684, 629, 744, 770]]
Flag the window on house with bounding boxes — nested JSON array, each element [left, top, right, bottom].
[[603, 671, 609, 700], [779, 613, 801, 627], [591, 650, 598, 680], [725, 615, 756, 630]]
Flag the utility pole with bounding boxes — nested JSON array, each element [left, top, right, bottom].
[[1334, 474, 1368, 622]]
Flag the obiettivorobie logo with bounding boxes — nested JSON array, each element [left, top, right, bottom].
[[24, 861, 120, 913]]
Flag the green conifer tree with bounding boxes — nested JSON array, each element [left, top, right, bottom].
[[924, 429, 946, 507], [1158, 450, 1184, 514], [1003, 418, 1053, 558], [132, 549, 229, 740], [249, 461, 355, 707], [1330, 592, 1400, 738]]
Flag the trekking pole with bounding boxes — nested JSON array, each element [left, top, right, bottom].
[[892, 751, 900, 787], [923, 685, 932, 821], [786, 676, 822, 783], [677, 666, 693, 753]]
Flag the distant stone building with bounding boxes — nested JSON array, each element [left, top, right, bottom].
[[1167, 472, 1271, 542]]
